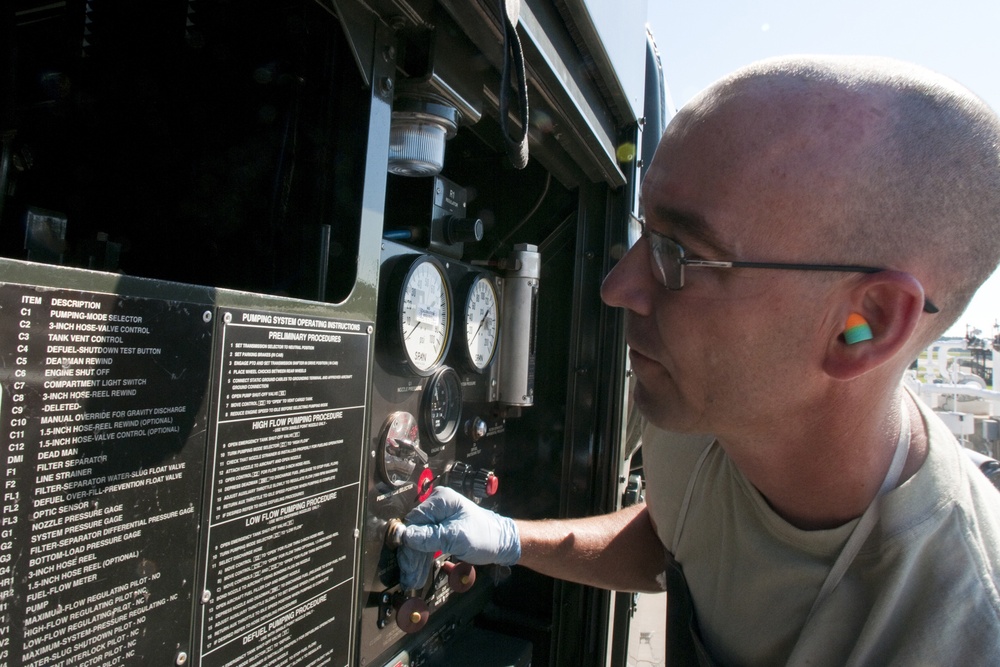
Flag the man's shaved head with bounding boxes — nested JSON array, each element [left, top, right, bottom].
[[671, 55, 1000, 339]]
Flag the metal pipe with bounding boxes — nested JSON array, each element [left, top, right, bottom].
[[909, 381, 1000, 405]]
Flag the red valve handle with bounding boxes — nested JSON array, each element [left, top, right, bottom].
[[395, 595, 429, 633], [440, 560, 476, 593]]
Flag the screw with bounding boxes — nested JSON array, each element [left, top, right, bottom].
[[201, 590, 212, 604], [176, 652, 188, 665], [379, 77, 394, 96]]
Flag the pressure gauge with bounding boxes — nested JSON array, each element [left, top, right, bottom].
[[422, 367, 463, 445], [377, 412, 429, 488], [395, 255, 452, 375], [462, 274, 500, 372]]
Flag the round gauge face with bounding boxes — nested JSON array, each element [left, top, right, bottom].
[[399, 256, 452, 375], [464, 275, 499, 372], [378, 412, 428, 487], [423, 367, 463, 445]]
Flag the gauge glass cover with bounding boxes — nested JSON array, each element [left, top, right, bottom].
[[464, 275, 499, 371], [400, 257, 451, 373], [378, 412, 427, 487], [423, 367, 463, 445]]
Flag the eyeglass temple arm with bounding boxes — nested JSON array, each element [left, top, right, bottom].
[[683, 260, 940, 314]]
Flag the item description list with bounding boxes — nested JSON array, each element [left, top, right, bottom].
[[0, 284, 213, 666]]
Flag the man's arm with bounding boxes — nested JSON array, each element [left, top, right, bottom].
[[398, 487, 667, 593], [516, 504, 668, 593]]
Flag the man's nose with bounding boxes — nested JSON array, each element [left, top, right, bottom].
[[601, 239, 656, 316]]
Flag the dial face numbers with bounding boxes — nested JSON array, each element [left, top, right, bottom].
[[378, 412, 428, 488], [464, 275, 499, 372], [399, 257, 451, 374], [423, 367, 463, 445]]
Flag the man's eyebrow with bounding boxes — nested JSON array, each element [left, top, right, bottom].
[[648, 204, 734, 258]]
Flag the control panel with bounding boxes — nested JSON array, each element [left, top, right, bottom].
[[359, 192, 540, 663]]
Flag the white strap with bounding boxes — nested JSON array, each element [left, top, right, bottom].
[[791, 398, 912, 661]]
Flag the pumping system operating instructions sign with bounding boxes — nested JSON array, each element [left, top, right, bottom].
[[0, 285, 371, 666], [199, 308, 369, 667]]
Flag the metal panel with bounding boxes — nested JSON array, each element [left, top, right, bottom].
[[435, 0, 631, 186], [0, 258, 379, 666], [0, 281, 212, 666], [567, 0, 649, 123]]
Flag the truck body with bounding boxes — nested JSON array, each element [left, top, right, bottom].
[[0, 1, 665, 664]]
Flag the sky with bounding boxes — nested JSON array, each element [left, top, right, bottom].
[[645, 0, 1000, 339]]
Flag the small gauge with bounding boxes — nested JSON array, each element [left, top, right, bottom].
[[422, 367, 463, 445], [377, 412, 429, 487], [462, 274, 500, 372], [396, 255, 452, 375]]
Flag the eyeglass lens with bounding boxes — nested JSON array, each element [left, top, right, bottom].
[[648, 234, 682, 289]]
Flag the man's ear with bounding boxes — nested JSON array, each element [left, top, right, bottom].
[[822, 270, 927, 380]]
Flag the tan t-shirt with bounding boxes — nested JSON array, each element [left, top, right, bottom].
[[642, 395, 1000, 666]]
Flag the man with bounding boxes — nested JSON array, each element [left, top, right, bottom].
[[398, 56, 1000, 664]]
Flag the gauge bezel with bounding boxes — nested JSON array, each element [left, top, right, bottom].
[[421, 366, 463, 446], [458, 272, 501, 373], [392, 254, 453, 377]]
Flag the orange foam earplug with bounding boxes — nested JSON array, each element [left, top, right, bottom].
[[844, 313, 873, 345]]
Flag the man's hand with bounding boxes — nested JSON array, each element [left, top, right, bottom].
[[397, 487, 520, 590]]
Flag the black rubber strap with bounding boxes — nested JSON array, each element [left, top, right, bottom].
[[499, 0, 529, 169]]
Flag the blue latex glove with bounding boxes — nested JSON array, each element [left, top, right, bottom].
[[397, 487, 521, 590]]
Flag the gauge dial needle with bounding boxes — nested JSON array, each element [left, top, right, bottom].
[[471, 312, 490, 343]]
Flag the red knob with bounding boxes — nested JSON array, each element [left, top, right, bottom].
[[472, 469, 498, 499], [395, 596, 429, 633], [484, 472, 499, 496], [441, 561, 476, 593]]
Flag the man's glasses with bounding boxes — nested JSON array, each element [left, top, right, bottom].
[[639, 219, 939, 314]]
